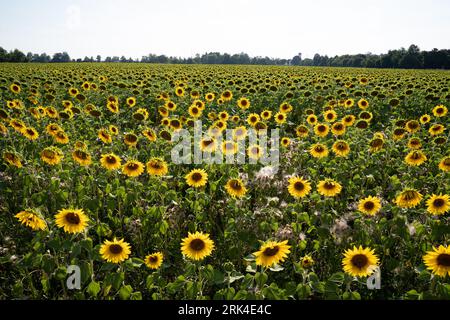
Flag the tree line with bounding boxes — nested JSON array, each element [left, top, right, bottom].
[[1, 45, 449, 69]]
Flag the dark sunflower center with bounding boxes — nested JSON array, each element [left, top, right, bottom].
[[327, 114, 333, 119], [149, 256, 158, 263], [318, 126, 326, 132], [411, 152, 421, 160], [106, 156, 117, 164], [315, 146, 324, 152], [433, 198, 445, 207], [109, 244, 123, 254], [65, 212, 80, 225], [230, 180, 242, 190], [334, 124, 343, 130], [432, 126, 442, 132], [250, 116, 257, 122], [403, 191, 417, 201], [241, 100, 247, 106], [251, 147, 259, 154], [263, 246, 280, 257], [436, 108, 444, 114], [191, 172, 203, 181], [364, 201, 375, 210], [126, 135, 137, 142], [351, 254, 368, 269], [294, 181, 304, 191], [324, 182, 335, 190], [190, 239, 205, 251], [76, 151, 88, 160], [437, 254, 450, 267], [337, 143, 346, 150], [128, 163, 138, 170], [27, 129, 35, 135]]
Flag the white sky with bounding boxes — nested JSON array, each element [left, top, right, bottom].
[[0, 0, 449, 60]]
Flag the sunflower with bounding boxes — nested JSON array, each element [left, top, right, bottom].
[[342, 246, 379, 277], [186, 169, 208, 188], [426, 194, 450, 216], [126, 97, 136, 107], [438, 156, 450, 172], [213, 120, 227, 131], [358, 196, 382, 216], [420, 114, 431, 124], [392, 127, 406, 141], [254, 240, 291, 268], [395, 189, 423, 208], [237, 97, 250, 109], [46, 123, 61, 136], [219, 89, 232, 101], [407, 137, 422, 149], [306, 114, 318, 126], [344, 99, 354, 108], [309, 143, 329, 158], [45, 107, 58, 118], [274, 112, 286, 124], [281, 137, 291, 148], [332, 140, 350, 157], [22, 127, 39, 141], [423, 245, 450, 277], [107, 101, 119, 113], [100, 238, 131, 264], [9, 118, 25, 132], [218, 111, 229, 121], [10, 83, 21, 94], [72, 149, 92, 166], [357, 99, 369, 110], [146, 158, 168, 176], [279, 102, 293, 114], [109, 125, 119, 136], [181, 232, 215, 261], [287, 176, 311, 199], [342, 115, 356, 126], [205, 92, 215, 102], [331, 122, 346, 136], [429, 124, 445, 136], [175, 86, 185, 97], [74, 141, 87, 150], [54, 130, 69, 144], [3, 151, 22, 168], [225, 178, 248, 198], [124, 133, 138, 147], [188, 105, 202, 118], [247, 113, 260, 126], [405, 120, 420, 133], [317, 179, 342, 197], [301, 255, 315, 268], [199, 137, 217, 152], [145, 252, 164, 269], [261, 110, 272, 120], [232, 126, 247, 141], [295, 125, 309, 138], [369, 137, 384, 153], [432, 105, 448, 117], [323, 110, 337, 123], [314, 123, 329, 137], [405, 150, 427, 166], [222, 141, 238, 155], [55, 208, 89, 234], [100, 153, 122, 170], [41, 147, 63, 165], [159, 106, 169, 118], [122, 160, 145, 177], [0, 123, 8, 135], [98, 129, 112, 144], [15, 210, 46, 231]]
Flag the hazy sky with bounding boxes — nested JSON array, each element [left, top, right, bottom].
[[1, 0, 449, 60]]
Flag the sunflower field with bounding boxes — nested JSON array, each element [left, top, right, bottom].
[[0, 63, 449, 300]]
